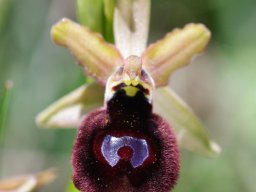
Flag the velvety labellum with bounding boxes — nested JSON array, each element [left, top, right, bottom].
[[72, 108, 179, 192], [72, 84, 179, 192]]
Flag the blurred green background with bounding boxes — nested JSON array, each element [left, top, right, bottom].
[[0, 0, 256, 191]]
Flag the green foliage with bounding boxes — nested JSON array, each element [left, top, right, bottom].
[[77, 0, 103, 33], [66, 180, 79, 192], [76, 0, 115, 42], [0, 81, 13, 145], [0, 0, 12, 37]]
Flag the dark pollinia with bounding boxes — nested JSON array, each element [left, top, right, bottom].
[[72, 89, 180, 192]]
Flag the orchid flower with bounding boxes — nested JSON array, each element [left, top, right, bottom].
[[36, 0, 220, 191]]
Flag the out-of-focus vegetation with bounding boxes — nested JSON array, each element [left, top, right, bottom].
[[0, 0, 256, 191], [0, 81, 12, 147]]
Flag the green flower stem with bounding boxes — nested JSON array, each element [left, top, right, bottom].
[[76, 0, 104, 34], [0, 80, 13, 147], [103, 0, 116, 42], [0, 0, 12, 36], [76, 0, 116, 42]]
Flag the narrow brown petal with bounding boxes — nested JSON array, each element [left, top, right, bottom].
[[51, 18, 124, 84]]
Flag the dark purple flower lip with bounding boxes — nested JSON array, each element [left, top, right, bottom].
[[73, 69, 179, 192], [72, 109, 179, 192]]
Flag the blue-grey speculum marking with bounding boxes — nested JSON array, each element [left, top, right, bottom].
[[101, 135, 149, 168]]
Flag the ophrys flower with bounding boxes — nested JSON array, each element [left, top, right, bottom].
[[36, 0, 220, 191]]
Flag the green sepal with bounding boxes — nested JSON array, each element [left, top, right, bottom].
[[114, 0, 150, 58], [154, 86, 221, 157], [36, 82, 104, 129]]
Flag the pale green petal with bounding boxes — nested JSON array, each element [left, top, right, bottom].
[[154, 87, 221, 157], [51, 18, 123, 84], [114, 0, 150, 58], [143, 24, 211, 87], [0, 168, 57, 192], [36, 82, 104, 129]]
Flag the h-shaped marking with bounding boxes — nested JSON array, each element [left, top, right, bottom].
[[101, 135, 149, 168]]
